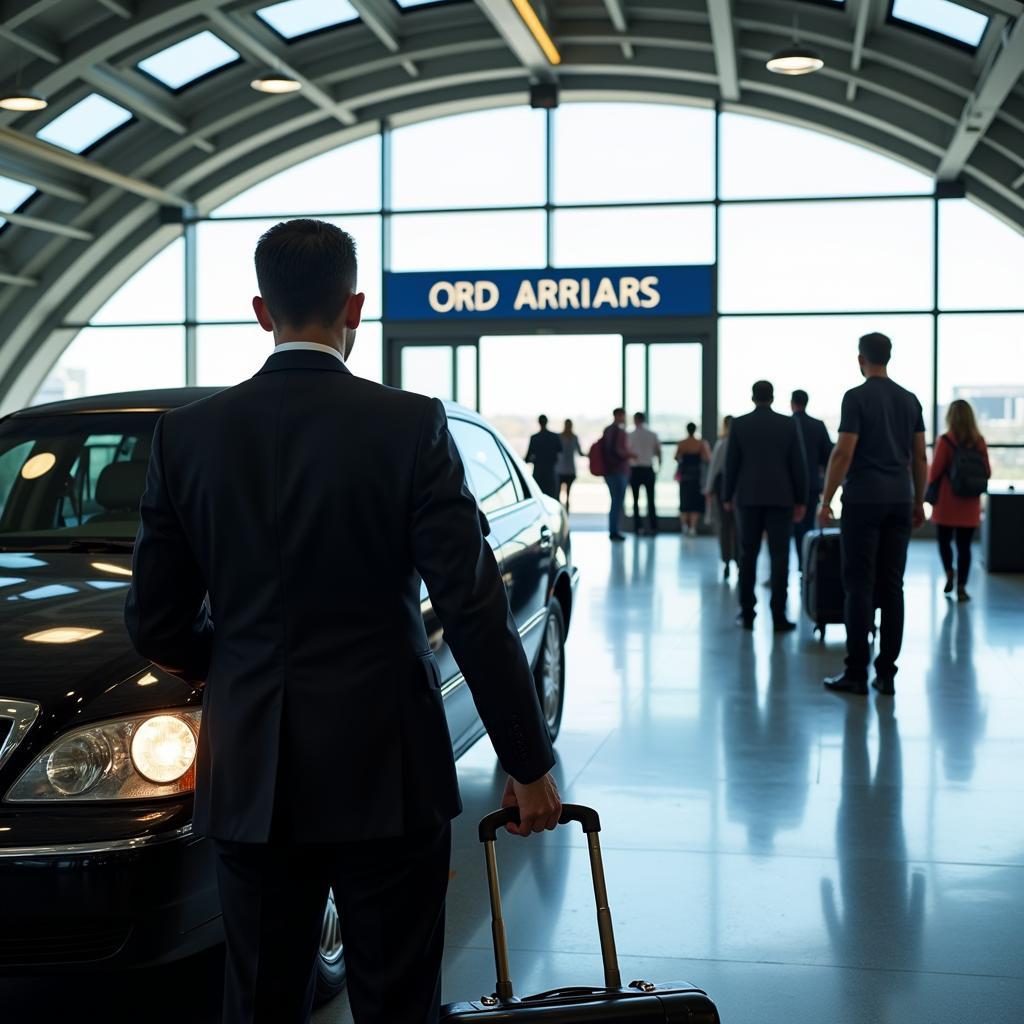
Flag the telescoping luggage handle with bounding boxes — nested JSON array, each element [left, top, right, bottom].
[[477, 803, 622, 1002]]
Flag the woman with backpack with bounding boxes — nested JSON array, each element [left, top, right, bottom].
[[927, 399, 991, 601]]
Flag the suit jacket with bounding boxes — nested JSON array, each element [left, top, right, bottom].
[[724, 405, 808, 508], [125, 349, 555, 844], [793, 411, 833, 497]]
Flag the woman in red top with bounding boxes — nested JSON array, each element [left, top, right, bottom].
[[928, 400, 991, 601]]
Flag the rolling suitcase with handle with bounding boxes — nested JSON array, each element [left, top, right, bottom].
[[802, 527, 844, 640], [802, 527, 880, 642], [440, 804, 720, 1023]]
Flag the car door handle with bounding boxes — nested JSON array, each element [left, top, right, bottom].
[[539, 526, 553, 551]]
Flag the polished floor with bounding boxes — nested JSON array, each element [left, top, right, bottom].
[[4, 532, 1023, 1022]]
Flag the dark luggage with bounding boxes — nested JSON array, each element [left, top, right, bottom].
[[440, 804, 720, 1023], [802, 527, 880, 641], [802, 527, 844, 640]]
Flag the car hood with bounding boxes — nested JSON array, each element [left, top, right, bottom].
[[0, 551, 195, 719]]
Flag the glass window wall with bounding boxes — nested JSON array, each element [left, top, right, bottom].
[[30, 99, 1024, 498], [719, 315, 935, 437], [719, 199, 934, 313], [391, 108, 546, 211]]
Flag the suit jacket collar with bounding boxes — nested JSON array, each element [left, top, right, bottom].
[[256, 348, 352, 376]]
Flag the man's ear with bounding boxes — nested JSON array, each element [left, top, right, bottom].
[[344, 292, 366, 330], [253, 296, 274, 333]]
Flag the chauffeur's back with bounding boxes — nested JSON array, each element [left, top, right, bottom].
[[126, 348, 554, 845]]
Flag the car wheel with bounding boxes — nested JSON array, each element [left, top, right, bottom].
[[313, 888, 346, 1006], [535, 601, 565, 741]]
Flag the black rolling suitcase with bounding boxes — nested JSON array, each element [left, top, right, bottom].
[[802, 528, 844, 640], [440, 804, 720, 1023]]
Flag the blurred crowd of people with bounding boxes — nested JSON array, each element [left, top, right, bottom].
[[525, 331, 991, 698]]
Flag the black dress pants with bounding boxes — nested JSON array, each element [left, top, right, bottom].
[[840, 502, 912, 681], [534, 467, 559, 499], [630, 466, 657, 529], [738, 505, 793, 623], [936, 524, 975, 588], [214, 821, 451, 1024]]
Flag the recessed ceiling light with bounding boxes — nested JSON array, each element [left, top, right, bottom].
[[0, 92, 48, 112], [766, 47, 825, 75], [250, 73, 303, 94]]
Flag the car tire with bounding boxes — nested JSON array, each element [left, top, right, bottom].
[[313, 888, 346, 1006], [535, 600, 566, 742]]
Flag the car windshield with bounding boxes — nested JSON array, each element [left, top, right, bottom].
[[0, 411, 160, 550]]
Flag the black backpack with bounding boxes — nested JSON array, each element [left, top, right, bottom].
[[947, 437, 989, 498]]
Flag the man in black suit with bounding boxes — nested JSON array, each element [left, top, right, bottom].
[[126, 219, 561, 1024], [791, 389, 834, 572], [724, 380, 809, 632], [525, 414, 562, 498]]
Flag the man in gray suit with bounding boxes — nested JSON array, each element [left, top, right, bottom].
[[724, 380, 809, 632]]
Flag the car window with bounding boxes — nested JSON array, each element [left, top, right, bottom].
[[0, 413, 159, 543], [448, 419, 520, 515]]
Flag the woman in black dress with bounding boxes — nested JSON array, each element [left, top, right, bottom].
[[674, 423, 711, 536]]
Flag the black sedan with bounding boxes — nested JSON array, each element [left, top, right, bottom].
[[0, 388, 577, 1004]]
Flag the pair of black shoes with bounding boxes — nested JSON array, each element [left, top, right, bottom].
[[610, 533, 626, 542], [823, 673, 895, 696]]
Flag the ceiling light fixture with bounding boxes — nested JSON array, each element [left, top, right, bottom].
[[766, 46, 825, 75], [511, 0, 561, 66], [0, 91, 48, 112], [250, 72, 303, 94]]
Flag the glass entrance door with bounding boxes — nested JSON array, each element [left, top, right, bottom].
[[395, 340, 477, 407], [393, 332, 707, 520], [625, 340, 704, 517]]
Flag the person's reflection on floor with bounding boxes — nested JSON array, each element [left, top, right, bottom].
[[928, 602, 987, 783], [724, 643, 811, 855], [821, 702, 925, 1016]]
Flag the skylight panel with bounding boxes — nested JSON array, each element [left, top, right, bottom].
[[36, 94, 132, 154], [0, 176, 35, 213], [891, 0, 988, 46], [0, 176, 36, 229], [256, 0, 358, 39], [394, 0, 445, 7], [137, 30, 240, 90]]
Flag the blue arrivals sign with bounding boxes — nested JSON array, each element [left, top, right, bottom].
[[384, 265, 713, 321]]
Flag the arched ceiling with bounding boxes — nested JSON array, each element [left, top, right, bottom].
[[0, 0, 1022, 408]]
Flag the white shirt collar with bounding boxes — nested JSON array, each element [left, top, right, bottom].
[[271, 341, 347, 366]]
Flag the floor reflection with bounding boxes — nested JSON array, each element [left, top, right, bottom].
[[724, 642, 811, 855], [821, 702, 925, 1016], [927, 602, 987, 783]]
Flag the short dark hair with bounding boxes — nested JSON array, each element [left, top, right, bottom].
[[634, 411, 646, 423], [859, 332, 892, 366], [538, 414, 548, 427], [752, 380, 774, 403], [254, 218, 357, 329], [791, 389, 808, 409], [686, 422, 697, 436], [613, 407, 625, 416]]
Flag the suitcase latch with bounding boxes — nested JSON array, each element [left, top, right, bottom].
[[480, 995, 499, 1007], [629, 980, 656, 992]]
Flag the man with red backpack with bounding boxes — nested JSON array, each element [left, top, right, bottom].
[[591, 407, 634, 541]]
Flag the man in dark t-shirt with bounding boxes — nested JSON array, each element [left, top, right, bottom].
[[818, 332, 928, 696]]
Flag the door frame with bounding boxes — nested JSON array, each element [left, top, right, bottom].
[[385, 314, 717, 439]]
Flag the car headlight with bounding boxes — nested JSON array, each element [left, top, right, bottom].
[[5, 709, 201, 802]]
